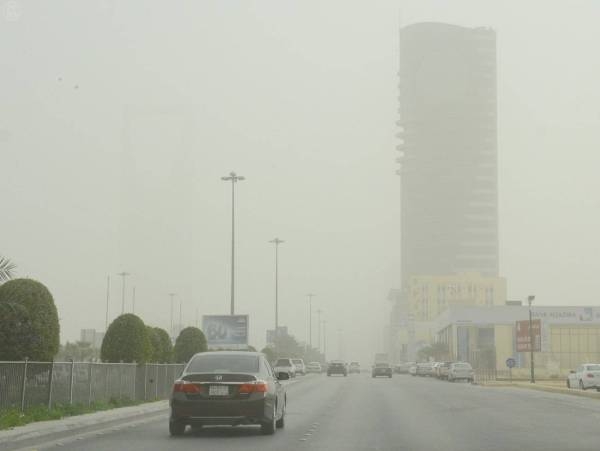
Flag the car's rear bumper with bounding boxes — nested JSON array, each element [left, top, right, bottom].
[[171, 397, 268, 425]]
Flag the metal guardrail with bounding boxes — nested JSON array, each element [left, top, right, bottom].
[[0, 361, 184, 411]]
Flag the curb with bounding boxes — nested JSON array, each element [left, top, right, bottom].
[[0, 400, 168, 448], [482, 382, 600, 399]]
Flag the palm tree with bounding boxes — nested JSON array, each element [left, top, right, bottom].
[[0, 257, 16, 282]]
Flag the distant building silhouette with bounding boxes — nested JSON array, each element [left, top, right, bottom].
[[397, 22, 498, 284]]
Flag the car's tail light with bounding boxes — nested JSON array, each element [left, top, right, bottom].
[[587, 373, 595, 378], [238, 381, 268, 394], [173, 380, 203, 394]]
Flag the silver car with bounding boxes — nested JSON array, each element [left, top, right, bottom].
[[447, 362, 474, 382]]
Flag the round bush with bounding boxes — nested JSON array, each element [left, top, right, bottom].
[[147, 326, 173, 363], [0, 278, 60, 361], [101, 314, 150, 363], [173, 327, 207, 363]]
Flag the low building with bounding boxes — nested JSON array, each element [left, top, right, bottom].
[[434, 305, 600, 376]]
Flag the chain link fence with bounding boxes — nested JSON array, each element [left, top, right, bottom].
[[0, 361, 184, 411]]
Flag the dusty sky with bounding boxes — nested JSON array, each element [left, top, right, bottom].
[[2, 0, 599, 362]]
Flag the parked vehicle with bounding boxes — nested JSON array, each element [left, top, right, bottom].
[[273, 358, 296, 378], [394, 362, 413, 374], [372, 362, 393, 378], [291, 359, 306, 376], [416, 362, 434, 376], [349, 362, 361, 374], [327, 360, 348, 376], [566, 363, 600, 390], [409, 363, 417, 376], [169, 351, 288, 435], [447, 362, 474, 382], [436, 362, 453, 379], [306, 362, 322, 374]]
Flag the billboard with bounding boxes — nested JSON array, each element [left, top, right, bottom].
[[203, 315, 249, 349], [516, 319, 541, 352]]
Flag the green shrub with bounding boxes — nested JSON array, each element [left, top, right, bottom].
[[101, 314, 150, 363], [173, 327, 207, 363], [147, 326, 172, 363], [0, 279, 60, 361]]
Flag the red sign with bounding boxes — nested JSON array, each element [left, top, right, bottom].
[[516, 319, 541, 352]]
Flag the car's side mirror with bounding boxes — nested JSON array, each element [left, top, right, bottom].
[[277, 372, 290, 380]]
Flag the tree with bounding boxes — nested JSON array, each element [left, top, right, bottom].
[[0, 278, 60, 361], [173, 327, 207, 363], [147, 326, 173, 363], [101, 314, 150, 363], [0, 257, 16, 282], [418, 342, 450, 362], [261, 346, 276, 363]]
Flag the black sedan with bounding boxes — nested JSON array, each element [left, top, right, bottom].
[[169, 351, 289, 436], [327, 360, 348, 376], [372, 362, 393, 378]]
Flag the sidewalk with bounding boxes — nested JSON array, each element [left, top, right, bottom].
[[0, 400, 168, 448], [482, 379, 600, 399]]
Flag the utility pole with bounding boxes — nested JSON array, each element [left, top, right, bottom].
[[528, 295, 536, 383], [117, 272, 130, 315], [105, 275, 110, 330], [169, 293, 176, 340], [307, 293, 315, 349], [221, 171, 245, 315], [269, 238, 284, 335], [317, 309, 322, 352]]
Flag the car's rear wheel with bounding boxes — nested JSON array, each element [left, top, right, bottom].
[[169, 420, 186, 436], [261, 405, 277, 435], [276, 400, 286, 429]]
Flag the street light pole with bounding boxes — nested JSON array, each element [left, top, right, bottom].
[[221, 171, 245, 316], [117, 272, 130, 315], [323, 320, 327, 360], [105, 275, 110, 330], [269, 238, 284, 335], [169, 293, 176, 340], [528, 295, 536, 384], [317, 309, 322, 352], [132, 286, 136, 314], [179, 298, 183, 335], [307, 293, 315, 349]]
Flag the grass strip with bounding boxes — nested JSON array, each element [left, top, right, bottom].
[[0, 398, 144, 430]]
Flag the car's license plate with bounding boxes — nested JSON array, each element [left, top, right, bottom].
[[209, 385, 229, 396]]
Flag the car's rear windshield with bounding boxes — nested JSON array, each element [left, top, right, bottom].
[[186, 355, 259, 373], [375, 363, 389, 367], [291, 359, 303, 364], [585, 364, 600, 371], [275, 359, 291, 366], [453, 363, 472, 369]]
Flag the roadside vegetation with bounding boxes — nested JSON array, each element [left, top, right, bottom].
[[0, 398, 143, 430]]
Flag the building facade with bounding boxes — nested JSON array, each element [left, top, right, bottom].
[[397, 22, 498, 285]]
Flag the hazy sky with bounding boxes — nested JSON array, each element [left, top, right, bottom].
[[2, 1, 600, 362]]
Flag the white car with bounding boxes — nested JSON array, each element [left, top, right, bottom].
[[273, 358, 296, 378], [306, 361, 322, 373], [447, 362, 474, 382], [291, 358, 306, 375], [567, 363, 600, 390]]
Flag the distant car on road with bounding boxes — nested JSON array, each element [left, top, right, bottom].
[[372, 362, 393, 378], [291, 359, 306, 376], [327, 360, 348, 376], [306, 361, 322, 373], [447, 362, 474, 382], [436, 362, 452, 380], [416, 362, 434, 377], [409, 363, 417, 376], [169, 351, 288, 436], [349, 362, 361, 374], [567, 363, 600, 390], [273, 358, 296, 378]]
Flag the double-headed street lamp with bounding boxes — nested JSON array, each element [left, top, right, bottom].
[[221, 171, 245, 315], [269, 238, 284, 335]]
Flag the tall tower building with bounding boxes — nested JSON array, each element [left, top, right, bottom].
[[397, 22, 498, 286]]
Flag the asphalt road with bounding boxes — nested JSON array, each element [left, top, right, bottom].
[[8, 373, 600, 451]]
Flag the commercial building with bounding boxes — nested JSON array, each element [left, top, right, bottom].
[[397, 22, 498, 284], [434, 305, 600, 376]]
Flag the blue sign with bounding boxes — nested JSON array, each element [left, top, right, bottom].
[[203, 315, 249, 349], [506, 357, 516, 368]]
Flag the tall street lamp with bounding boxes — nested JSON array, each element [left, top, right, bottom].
[[316, 309, 322, 352], [117, 272, 130, 315], [269, 238, 284, 335], [169, 293, 176, 340], [221, 171, 245, 315], [528, 295, 536, 384], [306, 293, 316, 349], [322, 320, 327, 360]]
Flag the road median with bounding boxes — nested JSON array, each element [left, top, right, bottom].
[[481, 380, 600, 399]]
